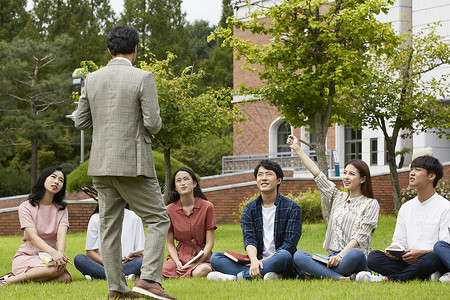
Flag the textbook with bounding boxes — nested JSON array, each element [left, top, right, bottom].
[[224, 251, 250, 265], [312, 254, 329, 264], [386, 248, 407, 259], [38, 252, 54, 266], [181, 250, 204, 270]]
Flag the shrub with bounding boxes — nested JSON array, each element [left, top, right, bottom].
[[400, 178, 450, 203], [233, 189, 324, 224]]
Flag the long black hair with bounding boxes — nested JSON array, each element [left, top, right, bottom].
[[168, 167, 207, 204], [28, 166, 67, 211]]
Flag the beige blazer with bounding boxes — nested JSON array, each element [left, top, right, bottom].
[[75, 58, 161, 177]]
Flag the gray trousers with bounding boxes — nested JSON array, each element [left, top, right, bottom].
[[93, 176, 170, 293]]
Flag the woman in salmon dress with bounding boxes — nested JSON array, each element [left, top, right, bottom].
[[1, 166, 71, 286], [163, 167, 217, 278]]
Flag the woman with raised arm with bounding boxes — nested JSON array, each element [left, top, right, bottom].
[[287, 135, 379, 280], [1, 166, 71, 286], [162, 167, 217, 278]]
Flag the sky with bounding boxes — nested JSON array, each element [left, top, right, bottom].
[[26, 0, 224, 25]]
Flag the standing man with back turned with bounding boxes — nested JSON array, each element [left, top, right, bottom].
[[75, 25, 176, 300]]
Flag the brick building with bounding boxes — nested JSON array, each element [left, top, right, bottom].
[[226, 0, 450, 175]]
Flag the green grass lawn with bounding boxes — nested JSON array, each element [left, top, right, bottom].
[[1, 215, 448, 299]]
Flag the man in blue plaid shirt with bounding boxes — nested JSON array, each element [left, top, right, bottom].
[[208, 159, 302, 281]]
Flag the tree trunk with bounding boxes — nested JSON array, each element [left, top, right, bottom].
[[163, 147, 172, 205], [315, 116, 331, 225], [385, 136, 402, 215], [30, 139, 38, 192]]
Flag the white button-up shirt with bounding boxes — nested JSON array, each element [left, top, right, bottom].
[[391, 193, 450, 250]]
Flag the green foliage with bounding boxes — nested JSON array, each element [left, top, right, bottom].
[[152, 151, 196, 184], [66, 160, 92, 192], [401, 179, 450, 203], [66, 151, 191, 192], [0, 167, 29, 197], [121, 0, 194, 73], [0, 34, 76, 190], [233, 189, 323, 224], [0, 0, 29, 41], [350, 23, 450, 213], [171, 132, 233, 176], [28, 0, 116, 67]]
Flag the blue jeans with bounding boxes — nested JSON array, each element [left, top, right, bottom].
[[293, 248, 369, 280], [434, 241, 450, 271], [210, 249, 293, 280], [74, 254, 142, 279]]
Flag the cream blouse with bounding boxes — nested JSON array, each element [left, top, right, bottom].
[[315, 172, 380, 256]]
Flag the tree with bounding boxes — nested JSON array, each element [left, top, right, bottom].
[[28, 0, 116, 67], [211, 0, 398, 223], [350, 24, 450, 214], [0, 35, 74, 191], [139, 52, 246, 202], [0, 0, 29, 41], [197, 0, 233, 94], [121, 0, 194, 73]]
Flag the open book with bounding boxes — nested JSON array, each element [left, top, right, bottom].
[[181, 250, 204, 270], [38, 252, 54, 266], [224, 251, 250, 265], [312, 254, 329, 264]]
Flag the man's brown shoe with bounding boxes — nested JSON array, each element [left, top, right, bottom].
[[132, 279, 177, 300], [108, 290, 141, 299]]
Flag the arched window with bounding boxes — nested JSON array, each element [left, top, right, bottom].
[[277, 122, 291, 153]]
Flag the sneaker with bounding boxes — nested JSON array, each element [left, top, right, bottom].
[[84, 275, 92, 280], [355, 271, 385, 282], [263, 272, 283, 281], [126, 274, 136, 281], [207, 271, 237, 281], [439, 272, 450, 283], [236, 271, 245, 280], [429, 271, 440, 282]]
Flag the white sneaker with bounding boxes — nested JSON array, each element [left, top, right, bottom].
[[439, 272, 450, 282], [355, 271, 385, 282], [126, 274, 136, 281], [263, 272, 283, 281], [207, 271, 237, 281], [84, 275, 92, 280], [429, 271, 440, 282]]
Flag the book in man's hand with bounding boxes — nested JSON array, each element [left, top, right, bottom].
[[224, 251, 250, 265], [386, 248, 407, 259], [38, 252, 54, 266], [312, 254, 329, 264], [181, 250, 204, 270]]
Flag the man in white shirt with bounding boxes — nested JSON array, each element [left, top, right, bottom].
[[74, 206, 145, 280], [356, 156, 450, 282]]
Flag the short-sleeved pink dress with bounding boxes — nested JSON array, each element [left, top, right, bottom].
[[163, 198, 217, 278], [12, 201, 70, 275]]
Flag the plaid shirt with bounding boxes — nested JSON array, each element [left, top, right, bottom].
[[241, 193, 302, 259]]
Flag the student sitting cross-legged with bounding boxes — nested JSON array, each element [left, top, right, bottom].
[[356, 155, 450, 282], [74, 204, 144, 281], [208, 159, 302, 281], [287, 135, 380, 281]]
